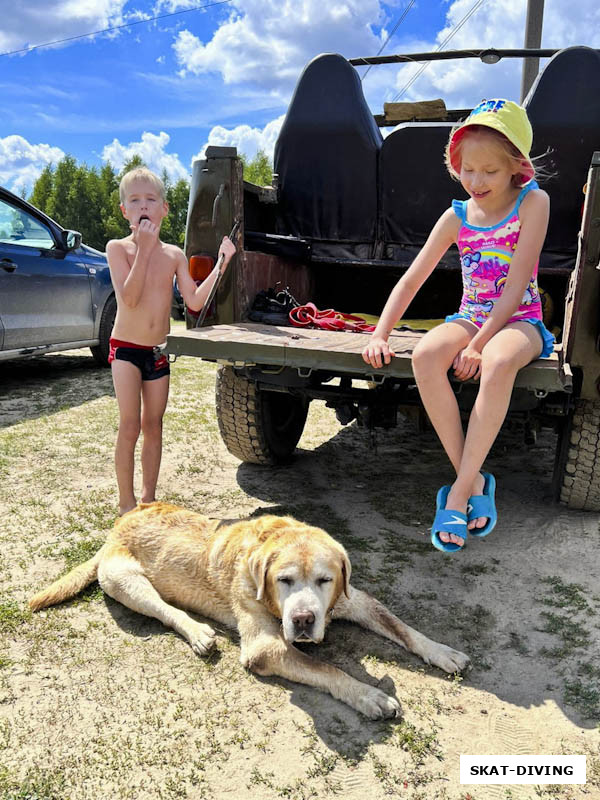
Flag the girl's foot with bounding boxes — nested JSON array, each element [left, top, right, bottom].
[[438, 472, 489, 547], [467, 472, 489, 531]]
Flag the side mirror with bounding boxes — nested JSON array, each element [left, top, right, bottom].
[[61, 229, 82, 251]]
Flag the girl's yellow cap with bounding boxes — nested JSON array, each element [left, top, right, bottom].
[[448, 98, 534, 182]]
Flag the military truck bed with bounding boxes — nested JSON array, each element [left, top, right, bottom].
[[166, 323, 570, 394]]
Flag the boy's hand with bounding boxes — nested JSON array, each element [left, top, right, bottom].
[[131, 218, 159, 251], [362, 336, 395, 369], [218, 236, 237, 272]]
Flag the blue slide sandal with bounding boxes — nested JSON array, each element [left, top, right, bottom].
[[431, 485, 468, 553], [466, 472, 497, 538]]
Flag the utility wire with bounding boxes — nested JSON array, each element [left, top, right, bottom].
[[391, 0, 487, 101], [0, 0, 234, 58], [361, 0, 416, 82]]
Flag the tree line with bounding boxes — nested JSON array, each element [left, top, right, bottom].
[[28, 150, 273, 252]]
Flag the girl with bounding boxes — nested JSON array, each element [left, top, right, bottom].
[[362, 99, 554, 553]]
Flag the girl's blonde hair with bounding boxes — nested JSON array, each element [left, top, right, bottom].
[[119, 167, 166, 203], [445, 125, 537, 188]]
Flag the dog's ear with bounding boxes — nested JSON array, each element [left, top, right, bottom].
[[340, 550, 351, 598], [248, 548, 274, 602]]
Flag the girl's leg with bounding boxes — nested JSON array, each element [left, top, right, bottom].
[[412, 321, 476, 473], [444, 322, 544, 546], [140, 375, 170, 504], [111, 360, 142, 515]]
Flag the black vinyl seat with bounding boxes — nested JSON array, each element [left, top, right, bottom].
[[525, 46, 600, 270], [274, 53, 382, 260]]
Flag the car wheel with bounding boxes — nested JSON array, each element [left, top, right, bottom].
[[215, 366, 309, 464], [553, 398, 600, 511], [90, 294, 117, 367]]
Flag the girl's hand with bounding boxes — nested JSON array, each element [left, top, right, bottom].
[[362, 336, 396, 369], [452, 345, 482, 381]]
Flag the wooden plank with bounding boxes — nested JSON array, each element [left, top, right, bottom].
[[383, 99, 447, 122], [165, 322, 568, 392]]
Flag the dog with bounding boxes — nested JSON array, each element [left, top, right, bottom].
[[30, 502, 470, 719]]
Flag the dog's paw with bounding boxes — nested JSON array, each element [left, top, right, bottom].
[[427, 643, 470, 674], [355, 686, 400, 720], [187, 622, 216, 656]]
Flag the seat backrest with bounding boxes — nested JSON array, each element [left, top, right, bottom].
[[379, 123, 457, 259], [525, 46, 600, 268], [274, 53, 382, 258]]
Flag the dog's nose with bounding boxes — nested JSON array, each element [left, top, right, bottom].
[[292, 610, 315, 632]]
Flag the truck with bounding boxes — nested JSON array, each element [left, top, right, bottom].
[[165, 45, 600, 512]]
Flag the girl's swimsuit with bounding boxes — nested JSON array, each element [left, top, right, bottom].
[[445, 180, 555, 358]]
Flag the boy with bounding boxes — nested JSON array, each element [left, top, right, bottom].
[[106, 167, 236, 515]]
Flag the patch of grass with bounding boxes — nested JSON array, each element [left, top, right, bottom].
[[390, 720, 442, 765], [60, 538, 105, 571], [0, 764, 70, 800], [538, 576, 589, 612], [0, 599, 30, 634], [563, 678, 600, 720], [537, 612, 590, 658], [446, 603, 495, 670]]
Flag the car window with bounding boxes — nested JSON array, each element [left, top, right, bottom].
[[0, 198, 55, 249]]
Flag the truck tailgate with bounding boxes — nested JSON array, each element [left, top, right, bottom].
[[166, 322, 571, 394]]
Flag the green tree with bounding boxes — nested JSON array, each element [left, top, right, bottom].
[[103, 156, 147, 242], [29, 165, 54, 214], [241, 149, 273, 186], [46, 155, 78, 227], [164, 179, 190, 247]]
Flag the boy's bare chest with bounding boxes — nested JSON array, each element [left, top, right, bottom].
[[126, 246, 176, 285]]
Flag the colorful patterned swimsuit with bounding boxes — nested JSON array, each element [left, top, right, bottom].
[[446, 180, 555, 358]]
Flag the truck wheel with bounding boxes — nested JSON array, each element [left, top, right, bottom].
[[215, 366, 309, 464], [90, 294, 116, 367], [554, 399, 600, 511]]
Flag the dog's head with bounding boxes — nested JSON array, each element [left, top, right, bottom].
[[247, 516, 351, 644]]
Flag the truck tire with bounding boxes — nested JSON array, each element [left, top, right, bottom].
[[90, 294, 116, 367], [215, 366, 309, 464], [554, 399, 600, 511]]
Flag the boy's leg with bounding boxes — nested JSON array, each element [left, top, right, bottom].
[[140, 374, 170, 504], [111, 360, 143, 515], [412, 321, 475, 473], [444, 322, 543, 545]]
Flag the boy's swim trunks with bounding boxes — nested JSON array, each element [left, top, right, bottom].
[[108, 338, 170, 381]]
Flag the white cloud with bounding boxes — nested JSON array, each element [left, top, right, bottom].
[[101, 131, 191, 181], [0, 0, 127, 54], [0, 135, 65, 194], [389, 0, 600, 108], [193, 114, 284, 164], [173, 0, 385, 95]]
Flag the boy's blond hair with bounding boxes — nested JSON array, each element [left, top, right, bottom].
[[119, 167, 166, 203]]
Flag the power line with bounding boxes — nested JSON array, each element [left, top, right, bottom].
[[391, 0, 487, 101], [0, 0, 234, 59], [361, 0, 416, 82]]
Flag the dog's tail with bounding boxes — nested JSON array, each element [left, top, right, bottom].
[[29, 546, 106, 611]]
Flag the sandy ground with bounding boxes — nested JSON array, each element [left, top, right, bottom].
[[0, 337, 599, 800]]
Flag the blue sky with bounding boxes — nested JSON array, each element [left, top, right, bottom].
[[1, 0, 599, 193]]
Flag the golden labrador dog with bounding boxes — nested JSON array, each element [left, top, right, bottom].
[[30, 502, 469, 719]]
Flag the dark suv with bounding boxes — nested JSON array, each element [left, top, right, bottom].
[[0, 186, 115, 365]]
